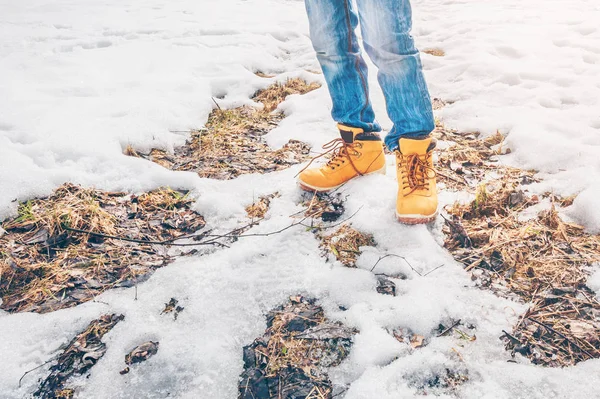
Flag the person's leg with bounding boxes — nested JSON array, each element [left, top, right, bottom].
[[304, 0, 380, 133], [356, 0, 434, 151], [356, 0, 437, 224], [298, 0, 386, 193]]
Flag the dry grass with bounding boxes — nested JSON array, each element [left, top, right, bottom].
[[320, 225, 376, 267], [254, 71, 275, 78], [444, 177, 600, 366], [240, 296, 355, 399], [432, 98, 449, 110], [245, 193, 280, 220], [435, 116, 600, 366], [0, 184, 205, 313], [54, 389, 75, 399], [299, 191, 346, 223], [35, 314, 124, 399], [127, 79, 320, 180], [264, 299, 328, 377], [253, 79, 321, 113], [432, 121, 533, 192], [423, 48, 446, 57]]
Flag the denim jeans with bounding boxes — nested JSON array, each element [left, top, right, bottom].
[[305, 0, 435, 150]]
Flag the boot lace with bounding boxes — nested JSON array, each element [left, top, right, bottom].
[[397, 151, 436, 194], [297, 138, 363, 176]]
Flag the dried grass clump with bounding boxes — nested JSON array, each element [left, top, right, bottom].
[[423, 48, 446, 57], [239, 296, 356, 399], [444, 177, 600, 366], [0, 184, 205, 313], [245, 193, 280, 220], [299, 191, 346, 223], [254, 71, 275, 78], [432, 121, 531, 192], [3, 185, 118, 238], [127, 79, 320, 180], [253, 78, 321, 113], [320, 224, 375, 267], [35, 314, 124, 399], [432, 98, 448, 110]]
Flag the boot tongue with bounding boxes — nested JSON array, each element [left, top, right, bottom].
[[399, 137, 435, 155]]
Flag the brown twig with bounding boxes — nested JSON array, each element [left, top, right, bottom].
[[211, 97, 222, 111], [437, 319, 462, 337], [527, 317, 595, 360], [63, 216, 316, 248], [19, 358, 56, 387], [62, 226, 222, 247], [370, 254, 422, 277]]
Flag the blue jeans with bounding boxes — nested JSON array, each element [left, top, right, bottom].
[[305, 0, 435, 150]]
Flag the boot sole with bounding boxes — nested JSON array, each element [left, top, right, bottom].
[[298, 165, 386, 193], [396, 210, 438, 225]]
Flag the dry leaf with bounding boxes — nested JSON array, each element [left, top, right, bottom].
[[411, 335, 425, 348]]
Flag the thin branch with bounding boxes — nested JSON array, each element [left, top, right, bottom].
[[62, 216, 306, 248], [370, 253, 445, 278], [19, 358, 55, 387], [501, 329, 521, 346], [370, 254, 421, 276], [299, 207, 363, 231], [424, 263, 446, 276], [332, 387, 349, 398], [527, 317, 595, 359], [62, 227, 222, 247], [212, 97, 222, 111], [437, 319, 462, 337]]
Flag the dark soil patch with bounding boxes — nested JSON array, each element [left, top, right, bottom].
[[239, 296, 356, 399], [120, 341, 160, 375], [376, 276, 396, 296], [0, 184, 206, 313], [34, 314, 124, 399], [161, 297, 184, 320], [299, 191, 346, 223], [407, 367, 469, 396]]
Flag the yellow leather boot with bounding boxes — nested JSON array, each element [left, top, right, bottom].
[[395, 137, 438, 224], [298, 124, 386, 192]]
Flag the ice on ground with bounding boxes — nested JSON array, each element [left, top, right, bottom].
[[2, 0, 600, 398]]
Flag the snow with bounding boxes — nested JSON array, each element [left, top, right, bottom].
[[567, 184, 600, 233], [588, 267, 600, 301], [2, 0, 600, 398]]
